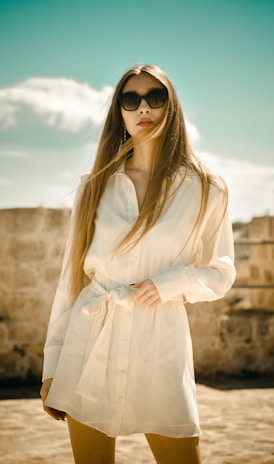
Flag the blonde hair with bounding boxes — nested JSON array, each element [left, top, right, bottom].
[[67, 64, 228, 301]]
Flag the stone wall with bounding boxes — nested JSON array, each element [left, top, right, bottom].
[[249, 216, 274, 309], [186, 301, 274, 378], [0, 208, 70, 383], [0, 208, 273, 384]]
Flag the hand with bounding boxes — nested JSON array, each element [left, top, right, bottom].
[[40, 378, 66, 421], [130, 279, 162, 307]]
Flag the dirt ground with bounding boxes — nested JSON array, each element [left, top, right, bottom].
[[0, 380, 273, 463]]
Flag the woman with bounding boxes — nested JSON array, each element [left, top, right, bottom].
[[41, 64, 235, 464]]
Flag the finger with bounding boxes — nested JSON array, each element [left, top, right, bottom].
[[135, 285, 157, 301], [132, 281, 153, 298], [43, 404, 66, 421], [130, 282, 143, 289], [135, 288, 161, 306], [130, 280, 161, 306]]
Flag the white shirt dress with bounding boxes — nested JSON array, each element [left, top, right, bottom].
[[43, 164, 235, 438]]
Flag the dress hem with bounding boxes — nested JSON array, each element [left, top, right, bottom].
[[47, 399, 202, 438]]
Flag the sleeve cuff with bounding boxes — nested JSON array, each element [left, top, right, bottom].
[[42, 344, 62, 381], [151, 262, 235, 305], [151, 263, 188, 304]]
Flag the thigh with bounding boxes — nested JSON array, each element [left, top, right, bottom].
[[145, 433, 202, 464], [67, 415, 116, 464]]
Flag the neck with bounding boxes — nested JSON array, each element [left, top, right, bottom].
[[127, 139, 155, 174]]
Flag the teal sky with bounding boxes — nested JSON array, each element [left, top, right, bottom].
[[0, 0, 273, 220]]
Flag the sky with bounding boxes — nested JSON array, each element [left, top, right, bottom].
[[0, 0, 273, 222]]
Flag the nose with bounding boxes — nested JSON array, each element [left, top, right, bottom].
[[138, 97, 151, 113]]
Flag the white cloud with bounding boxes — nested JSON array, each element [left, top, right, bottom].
[[0, 77, 114, 133], [0, 177, 12, 186], [0, 147, 31, 158], [185, 118, 200, 143], [60, 170, 74, 180], [0, 101, 17, 129], [199, 151, 274, 220]]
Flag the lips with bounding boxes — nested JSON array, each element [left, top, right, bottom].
[[137, 118, 153, 127]]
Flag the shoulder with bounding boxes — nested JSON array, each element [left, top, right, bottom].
[[176, 165, 227, 190], [74, 170, 91, 194], [174, 166, 228, 212], [173, 166, 200, 186], [79, 170, 91, 185], [71, 171, 91, 208]]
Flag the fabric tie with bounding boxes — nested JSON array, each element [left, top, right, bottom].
[[75, 278, 135, 402]]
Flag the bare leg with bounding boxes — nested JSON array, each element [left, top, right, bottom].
[[67, 415, 116, 464], [145, 434, 202, 464]]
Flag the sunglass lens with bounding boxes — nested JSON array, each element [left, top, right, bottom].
[[147, 89, 168, 108], [120, 93, 140, 111]]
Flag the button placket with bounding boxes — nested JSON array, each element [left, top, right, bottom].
[[110, 306, 134, 436]]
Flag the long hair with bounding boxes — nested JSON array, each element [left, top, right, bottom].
[[67, 64, 228, 301]]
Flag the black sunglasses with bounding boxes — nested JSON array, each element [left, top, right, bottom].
[[118, 88, 168, 111]]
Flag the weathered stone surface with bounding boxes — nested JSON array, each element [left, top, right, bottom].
[[0, 208, 70, 382], [0, 323, 13, 353], [0, 209, 273, 383], [250, 265, 260, 281], [42, 265, 62, 284], [8, 237, 48, 262]]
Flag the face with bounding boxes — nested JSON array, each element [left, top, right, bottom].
[[119, 74, 167, 139]]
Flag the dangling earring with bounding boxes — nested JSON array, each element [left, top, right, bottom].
[[123, 127, 127, 143]]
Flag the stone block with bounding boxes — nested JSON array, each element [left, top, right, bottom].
[[227, 344, 256, 373], [249, 265, 260, 282], [0, 208, 40, 234], [42, 265, 62, 285], [28, 352, 43, 378], [4, 292, 48, 315], [253, 318, 270, 339], [0, 350, 29, 379], [220, 314, 252, 343], [0, 323, 13, 352], [190, 318, 218, 339], [264, 269, 273, 283], [0, 268, 15, 290], [42, 208, 71, 231], [9, 322, 45, 344], [193, 339, 224, 374], [47, 239, 67, 260], [0, 292, 13, 319], [249, 216, 274, 240], [250, 290, 272, 309], [0, 241, 12, 263], [8, 237, 48, 262], [28, 343, 44, 357], [15, 267, 39, 289]]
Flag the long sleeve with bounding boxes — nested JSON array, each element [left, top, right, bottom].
[[151, 187, 236, 304], [42, 174, 87, 380]]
